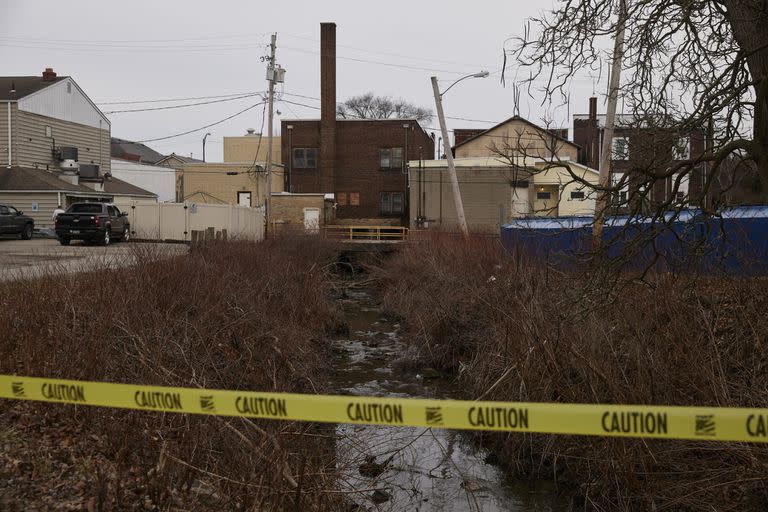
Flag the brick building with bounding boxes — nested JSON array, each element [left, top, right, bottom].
[[280, 23, 434, 224], [573, 97, 709, 211]]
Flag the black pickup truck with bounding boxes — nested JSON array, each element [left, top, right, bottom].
[[0, 204, 35, 240], [55, 202, 130, 246]]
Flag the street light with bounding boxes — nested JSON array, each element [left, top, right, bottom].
[[202, 132, 212, 162], [430, 71, 489, 236]]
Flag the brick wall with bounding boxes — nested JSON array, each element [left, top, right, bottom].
[[572, 98, 709, 209], [270, 194, 327, 229], [281, 118, 434, 223]]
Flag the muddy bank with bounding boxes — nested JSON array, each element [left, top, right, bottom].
[[374, 234, 768, 511], [329, 285, 571, 511]]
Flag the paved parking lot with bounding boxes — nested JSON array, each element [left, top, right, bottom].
[[0, 237, 188, 281]]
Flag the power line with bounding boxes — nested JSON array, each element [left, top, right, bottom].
[[0, 33, 264, 44], [97, 91, 263, 106], [104, 93, 263, 114], [280, 32, 497, 71], [136, 101, 266, 143], [280, 45, 478, 76], [278, 98, 501, 125]]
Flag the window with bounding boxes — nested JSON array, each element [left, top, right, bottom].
[[337, 192, 347, 206], [380, 192, 404, 215], [45, 126, 52, 138], [349, 192, 360, 206], [379, 148, 404, 170], [293, 148, 317, 169], [71, 203, 103, 213], [611, 137, 629, 161], [66, 82, 72, 94], [611, 172, 629, 206], [536, 192, 552, 200], [0, 206, 9, 215], [672, 173, 690, 204], [107, 206, 117, 217], [570, 190, 585, 200], [672, 137, 690, 160], [237, 191, 252, 207]]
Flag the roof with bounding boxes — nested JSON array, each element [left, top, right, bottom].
[[0, 76, 67, 100], [572, 113, 637, 128], [0, 166, 91, 192], [281, 117, 423, 123], [157, 153, 204, 165], [453, 115, 579, 151], [0, 166, 156, 198], [409, 157, 600, 178], [103, 176, 157, 197], [110, 137, 166, 164]]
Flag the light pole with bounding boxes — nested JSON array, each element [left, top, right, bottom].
[[431, 71, 489, 236], [202, 132, 211, 162]]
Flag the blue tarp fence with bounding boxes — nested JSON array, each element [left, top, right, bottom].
[[501, 206, 768, 276]]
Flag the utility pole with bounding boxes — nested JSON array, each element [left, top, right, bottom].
[[592, 0, 627, 250], [431, 76, 468, 237], [265, 33, 277, 233]]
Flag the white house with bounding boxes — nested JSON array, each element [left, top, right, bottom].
[[110, 158, 176, 202]]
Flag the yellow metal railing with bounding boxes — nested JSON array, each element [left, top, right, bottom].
[[323, 225, 409, 241]]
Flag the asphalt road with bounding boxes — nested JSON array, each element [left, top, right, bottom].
[[0, 237, 188, 281]]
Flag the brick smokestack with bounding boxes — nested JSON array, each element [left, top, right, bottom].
[[42, 67, 57, 81], [320, 22, 336, 192]]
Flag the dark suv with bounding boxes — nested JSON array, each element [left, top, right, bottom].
[[0, 204, 35, 240]]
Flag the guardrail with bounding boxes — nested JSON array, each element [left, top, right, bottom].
[[323, 225, 408, 241]]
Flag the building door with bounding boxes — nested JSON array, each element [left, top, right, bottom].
[[303, 207, 320, 233], [510, 184, 531, 218], [533, 185, 559, 217], [237, 191, 252, 207]]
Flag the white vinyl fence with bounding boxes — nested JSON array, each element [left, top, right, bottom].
[[113, 201, 264, 242]]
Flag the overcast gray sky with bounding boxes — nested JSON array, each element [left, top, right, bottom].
[[0, 0, 605, 162]]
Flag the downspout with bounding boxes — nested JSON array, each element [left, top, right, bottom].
[[99, 119, 103, 172], [7, 101, 11, 168]]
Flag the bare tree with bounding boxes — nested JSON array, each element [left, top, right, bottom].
[[337, 93, 434, 123], [508, 0, 768, 205]]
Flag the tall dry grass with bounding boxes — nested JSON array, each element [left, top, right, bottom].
[[376, 233, 768, 511], [0, 237, 344, 510]]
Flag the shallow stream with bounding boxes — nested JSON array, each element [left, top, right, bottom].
[[329, 287, 569, 511]]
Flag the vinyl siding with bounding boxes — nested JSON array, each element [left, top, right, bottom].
[[17, 78, 110, 130], [0, 103, 17, 167], [411, 167, 513, 233], [0, 191, 59, 229], [14, 110, 110, 174], [110, 159, 175, 202], [455, 119, 579, 161]]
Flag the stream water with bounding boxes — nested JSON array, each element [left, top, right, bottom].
[[329, 288, 570, 511]]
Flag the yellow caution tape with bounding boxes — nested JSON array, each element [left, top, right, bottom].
[[1, 374, 767, 442]]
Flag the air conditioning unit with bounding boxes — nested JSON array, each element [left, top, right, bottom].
[[78, 163, 100, 180], [58, 146, 79, 171]]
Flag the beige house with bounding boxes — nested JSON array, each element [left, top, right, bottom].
[[454, 116, 579, 162], [224, 131, 281, 164], [0, 69, 157, 228], [409, 157, 599, 233], [180, 162, 284, 207]]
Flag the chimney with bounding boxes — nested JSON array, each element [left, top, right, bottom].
[[320, 22, 336, 192], [589, 96, 597, 121], [42, 68, 57, 81]]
